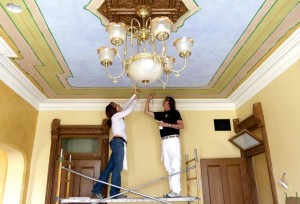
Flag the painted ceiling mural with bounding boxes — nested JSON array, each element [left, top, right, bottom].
[[0, 0, 299, 99]]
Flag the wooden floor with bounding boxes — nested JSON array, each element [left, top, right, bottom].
[[60, 196, 198, 203]]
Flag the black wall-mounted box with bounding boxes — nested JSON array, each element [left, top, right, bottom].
[[214, 119, 231, 131]]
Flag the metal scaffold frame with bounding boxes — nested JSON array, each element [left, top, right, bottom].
[[56, 149, 201, 203]]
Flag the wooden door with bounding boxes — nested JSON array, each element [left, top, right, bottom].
[[59, 160, 101, 198], [201, 158, 252, 204], [45, 119, 110, 204]]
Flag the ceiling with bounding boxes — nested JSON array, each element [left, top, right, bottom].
[[0, 0, 299, 102]]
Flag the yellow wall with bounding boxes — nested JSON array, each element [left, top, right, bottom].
[[236, 59, 300, 203], [27, 107, 238, 204], [253, 153, 273, 203], [0, 81, 38, 204], [0, 150, 7, 203]]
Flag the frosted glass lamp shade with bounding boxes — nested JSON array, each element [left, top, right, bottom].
[[106, 22, 127, 46], [174, 37, 193, 58], [97, 47, 116, 67], [150, 17, 173, 41], [126, 53, 163, 84]]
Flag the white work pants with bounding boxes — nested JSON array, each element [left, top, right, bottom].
[[161, 137, 181, 194]]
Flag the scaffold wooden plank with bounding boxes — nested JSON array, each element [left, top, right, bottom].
[[60, 196, 198, 203]]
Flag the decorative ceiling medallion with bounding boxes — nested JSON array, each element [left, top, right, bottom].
[[98, 0, 187, 27], [87, 0, 200, 31]]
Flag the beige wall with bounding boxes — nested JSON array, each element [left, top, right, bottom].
[[253, 153, 273, 203], [236, 59, 300, 203], [0, 81, 38, 204], [0, 150, 7, 203], [27, 107, 238, 204]]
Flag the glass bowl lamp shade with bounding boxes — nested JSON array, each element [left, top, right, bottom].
[[98, 47, 116, 67], [150, 17, 173, 41], [106, 22, 127, 46], [126, 53, 163, 84], [174, 37, 194, 58]]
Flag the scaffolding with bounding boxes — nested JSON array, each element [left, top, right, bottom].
[[57, 149, 201, 203]]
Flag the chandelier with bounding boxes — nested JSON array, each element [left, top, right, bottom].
[[97, 5, 193, 88]]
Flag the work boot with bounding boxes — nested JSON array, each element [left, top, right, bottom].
[[163, 192, 181, 198], [92, 192, 104, 199]]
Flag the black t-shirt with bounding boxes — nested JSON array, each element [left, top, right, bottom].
[[154, 110, 182, 138]]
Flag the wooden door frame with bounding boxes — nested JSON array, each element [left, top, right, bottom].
[[233, 102, 278, 204], [45, 118, 110, 204]]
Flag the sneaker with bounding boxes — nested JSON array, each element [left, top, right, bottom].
[[112, 194, 127, 199], [92, 192, 104, 199], [163, 192, 181, 198]]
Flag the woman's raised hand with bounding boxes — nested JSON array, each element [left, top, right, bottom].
[[147, 93, 154, 100]]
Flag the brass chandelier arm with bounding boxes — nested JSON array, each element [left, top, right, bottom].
[[151, 35, 158, 56], [115, 45, 127, 63], [131, 18, 141, 31], [161, 40, 167, 57], [168, 57, 188, 77], [159, 73, 169, 89], [145, 17, 152, 29], [104, 65, 126, 83], [130, 18, 141, 51], [153, 53, 161, 63], [153, 40, 166, 58]]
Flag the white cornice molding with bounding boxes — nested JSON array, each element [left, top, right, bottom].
[[38, 98, 235, 111], [0, 37, 17, 57], [229, 28, 300, 108], [0, 37, 46, 110], [1, 28, 299, 111]]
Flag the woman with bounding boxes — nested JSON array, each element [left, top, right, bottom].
[[91, 92, 139, 199]]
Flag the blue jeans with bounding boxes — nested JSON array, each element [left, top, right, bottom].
[[91, 137, 125, 196]]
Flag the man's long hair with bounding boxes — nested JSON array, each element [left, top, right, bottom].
[[165, 97, 176, 110]]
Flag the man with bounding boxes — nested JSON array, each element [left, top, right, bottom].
[[144, 94, 184, 198]]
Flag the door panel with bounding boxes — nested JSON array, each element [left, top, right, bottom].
[[201, 158, 252, 204], [207, 165, 225, 204], [59, 160, 101, 198], [227, 165, 246, 204], [73, 160, 101, 197]]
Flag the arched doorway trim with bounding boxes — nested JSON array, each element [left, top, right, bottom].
[[0, 143, 24, 204]]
